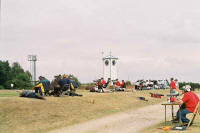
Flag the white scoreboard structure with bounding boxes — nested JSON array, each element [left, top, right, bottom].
[[103, 54, 119, 81]]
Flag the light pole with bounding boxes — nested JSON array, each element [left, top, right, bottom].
[[28, 55, 37, 85]]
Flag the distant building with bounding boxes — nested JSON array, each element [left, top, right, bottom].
[[103, 53, 118, 80]]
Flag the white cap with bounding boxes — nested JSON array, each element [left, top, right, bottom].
[[185, 85, 191, 92]]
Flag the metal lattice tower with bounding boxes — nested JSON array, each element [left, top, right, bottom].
[[28, 55, 37, 84]]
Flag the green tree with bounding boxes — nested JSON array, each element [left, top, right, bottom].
[[13, 73, 33, 89], [25, 71, 32, 80], [179, 82, 200, 91], [0, 61, 11, 88], [0, 60, 33, 89], [10, 62, 24, 79]]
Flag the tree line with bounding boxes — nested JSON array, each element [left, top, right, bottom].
[[179, 82, 200, 91], [0, 60, 33, 89]]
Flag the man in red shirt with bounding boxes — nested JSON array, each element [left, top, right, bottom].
[[174, 85, 200, 124], [170, 78, 177, 94], [113, 79, 121, 91], [115, 79, 121, 87]]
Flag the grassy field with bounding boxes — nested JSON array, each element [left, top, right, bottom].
[[0, 89, 173, 133]]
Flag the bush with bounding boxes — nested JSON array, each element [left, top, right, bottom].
[[14, 73, 33, 89]]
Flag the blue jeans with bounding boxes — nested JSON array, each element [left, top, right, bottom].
[[176, 108, 191, 123]]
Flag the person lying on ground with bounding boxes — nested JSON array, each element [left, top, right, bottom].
[[20, 91, 45, 100]]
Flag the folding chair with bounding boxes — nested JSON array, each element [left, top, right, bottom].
[[186, 102, 200, 129]]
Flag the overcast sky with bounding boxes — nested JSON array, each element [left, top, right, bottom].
[[1, 0, 200, 83]]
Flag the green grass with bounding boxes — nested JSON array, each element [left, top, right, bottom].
[[0, 90, 19, 97]]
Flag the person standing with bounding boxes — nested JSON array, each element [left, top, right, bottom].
[[170, 78, 177, 94]]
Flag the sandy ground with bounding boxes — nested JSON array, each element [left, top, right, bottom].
[[48, 102, 179, 133]]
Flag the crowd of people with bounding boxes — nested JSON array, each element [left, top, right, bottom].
[[91, 78, 126, 93], [134, 79, 170, 90], [92, 77, 181, 92], [33, 75, 81, 97]]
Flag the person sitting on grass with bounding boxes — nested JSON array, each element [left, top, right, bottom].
[[101, 77, 106, 87], [104, 78, 111, 89], [115, 79, 125, 91], [115, 79, 121, 87], [173, 85, 200, 125], [34, 76, 45, 96], [58, 75, 71, 95], [121, 80, 126, 89], [97, 79, 104, 93]]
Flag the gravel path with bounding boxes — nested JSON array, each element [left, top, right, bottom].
[[48, 102, 179, 133]]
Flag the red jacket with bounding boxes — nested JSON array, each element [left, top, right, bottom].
[[116, 81, 121, 86]]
